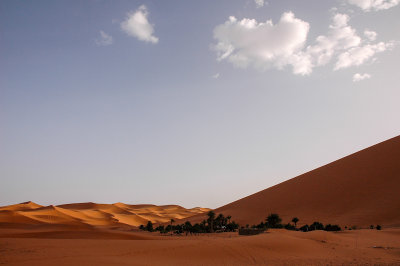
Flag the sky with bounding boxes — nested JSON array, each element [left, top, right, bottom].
[[1, 0, 399, 208]]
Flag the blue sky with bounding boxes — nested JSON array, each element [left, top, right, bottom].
[[1, 0, 399, 208]]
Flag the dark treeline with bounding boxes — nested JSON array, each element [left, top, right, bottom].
[[139, 211, 239, 235], [249, 213, 342, 232], [139, 212, 371, 235]]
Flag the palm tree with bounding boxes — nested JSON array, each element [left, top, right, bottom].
[[266, 213, 282, 228], [292, 217, 299, 228], [227, 215, 232, 224], [184, 221, 192, 235], [207, 211, 216, 233], [216, 214, 224, 227], [170, 218, 175, 235]]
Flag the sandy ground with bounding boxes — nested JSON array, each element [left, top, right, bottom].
[[1, 228, 399, 265]]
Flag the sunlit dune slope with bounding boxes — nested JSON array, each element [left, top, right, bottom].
[[0, 201, 210, 228], [211, 135, 400, 227], [0, 201, 43, 211]]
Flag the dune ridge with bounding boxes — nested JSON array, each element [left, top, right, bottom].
[[208, 135, 400, 228], [0, 201, 210, 228]]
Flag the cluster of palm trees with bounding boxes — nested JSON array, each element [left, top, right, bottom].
[[139, 212, 344, 235], [249, 213, 341, 232], [139, 211, 239, 235]]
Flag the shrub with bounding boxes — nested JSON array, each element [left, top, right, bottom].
[[265, 213, 282, 228], [376, 225, 382, 230], [299, 224, 309, 232], [284, 223, 296, 230], [309, 222, 324, 231], [145, 221, 154, 232], [324, 224, 341, 231]]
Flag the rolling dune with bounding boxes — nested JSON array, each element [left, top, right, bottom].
[[210, 135, 400, 228], [1, 136, 400, 265], [0, 202, 210, 228]]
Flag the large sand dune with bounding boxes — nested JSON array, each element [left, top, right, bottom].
[[212, 135, 400, 228], [0, 201, 210, 228], [1, 136, 400, 265]]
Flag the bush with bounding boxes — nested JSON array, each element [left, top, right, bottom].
[[145, 221, 154, 232], [370, 225, 374, 229], [324, 224, 341, 231], [299, 224, 309, 232], [265, 213, 282, 228], [284, 223, 296, 230], [376, 225, 382, 230], [309, 222, 324, 231]]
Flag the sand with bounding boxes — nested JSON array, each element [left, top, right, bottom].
[[0, 228, 399, 265], [1, 135, 400, 264], [0, 202, 210, 228], [200, 135, 400, 228]]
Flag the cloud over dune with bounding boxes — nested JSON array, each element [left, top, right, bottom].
[[95, 31, 113, 46], [347, 0, 400, 11], [254, 0, 266, 8], [353, 73, 371, 82], [213, 12, 310, 74], [121, 5, 159, 44], [212, 12, 395, 75]]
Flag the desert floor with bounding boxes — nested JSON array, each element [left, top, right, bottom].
[[1, 227, 399, 265]]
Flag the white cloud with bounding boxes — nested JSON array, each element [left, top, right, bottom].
[[364, 29, 377, 41], [348, 0, 400, 11], [255, 0, 266, 8], [335, 41, 393, 69], [213, 12, 310, 75], [212, 12, 395, 76], [306, 13, 361, 68], [121, 5, 159, 44], [95, 31, 113, 46], [212, 73, 220, 79], [353, 73, 371, 81]]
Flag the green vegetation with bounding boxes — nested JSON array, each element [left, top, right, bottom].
[[251, 213, 341, 232], [266, 213, 282, 228], [292, 217, 299, 228], [139, 212, 344, 235], [139, 211, 239, 235]]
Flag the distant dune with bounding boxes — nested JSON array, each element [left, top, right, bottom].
[[1, 135, 399, 231], [0, 201, 210, 228], [212, 135, 400, 228], [1, 136, 400, 265]]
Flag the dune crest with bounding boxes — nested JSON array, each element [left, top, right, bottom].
[[211, 135, 400, 228], [0, 201, 210, 228]]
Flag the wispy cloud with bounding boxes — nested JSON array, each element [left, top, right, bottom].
[[121, 5, 159, 44], [95, 31, 113, 46], [212, 73, 220, 79], [347, 0, 400, 11], [335, 42, 394, 70], [353, 73, 371, 82], [364, 29, 377, 41], [254, 0, 266, 8]]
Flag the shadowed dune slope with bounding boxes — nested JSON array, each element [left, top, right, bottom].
[[213, 135, 400, 227]]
